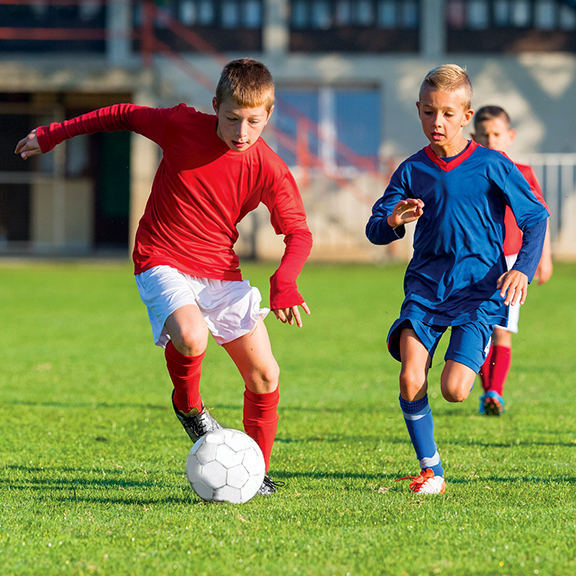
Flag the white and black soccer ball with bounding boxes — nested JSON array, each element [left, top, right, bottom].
[[186, 428, 265, 504]]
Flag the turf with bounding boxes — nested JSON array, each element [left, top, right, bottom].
[[1, 260, 575, 576]]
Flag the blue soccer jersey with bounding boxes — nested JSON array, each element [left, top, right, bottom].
[[366, 141, 549, 327]]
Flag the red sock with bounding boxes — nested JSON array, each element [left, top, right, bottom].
[[165, 340, 204, 414], [243, 387, 279, 472], [488, 345, 512, 396], [479, 345, 494, 392]]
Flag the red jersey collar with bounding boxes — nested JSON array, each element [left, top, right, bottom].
[[424, 140, 478, 172]]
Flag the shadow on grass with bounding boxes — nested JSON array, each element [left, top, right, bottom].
[[449, 474, 576, 485], [274, 433, 401, 444], [0, 464, 199, 506], [272, 469, 394, 482], [7, 399, 170, 411], [7, 399, 398, 416]]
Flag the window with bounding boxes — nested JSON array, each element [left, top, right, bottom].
[[0, 1, 106, 53], [290, 0, 420, 52], [535, 0, 556, 30], [446, 0, 576, 52], [222, 0, 241, 28], [291, 0, 419, 29], [468, 0, 489, 29], [275, 87, 381, 172], [134, 0, 263, 53]]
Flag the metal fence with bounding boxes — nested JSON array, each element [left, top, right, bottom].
[[519, 154, 576, 258]]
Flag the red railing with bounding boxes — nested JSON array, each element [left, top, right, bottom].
[[137, 0, 386, 193]]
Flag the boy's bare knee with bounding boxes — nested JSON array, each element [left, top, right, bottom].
[[441, 361, 475, 403], [399, 369, 427, 401], [248, 362, 280, 394], [441, 378, 473, 402], [441, 387, 470, 403], [171, 325, 208, 356]]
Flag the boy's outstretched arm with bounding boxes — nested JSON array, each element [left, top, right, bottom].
[[15, 129, 42, 159]]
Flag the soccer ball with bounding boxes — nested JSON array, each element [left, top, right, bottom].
[[186, 428, 265, 504]]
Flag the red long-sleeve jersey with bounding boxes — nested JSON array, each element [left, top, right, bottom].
[[37, 104, 313, 309], [503, 163, 547, 256]]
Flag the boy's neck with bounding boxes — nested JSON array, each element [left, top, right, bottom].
[[429, 135, 469, 159]]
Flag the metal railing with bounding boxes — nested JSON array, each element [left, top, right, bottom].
[[520, 154, 576, 257]]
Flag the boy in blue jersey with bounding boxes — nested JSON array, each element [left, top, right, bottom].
[[366, 65, 549, 494]]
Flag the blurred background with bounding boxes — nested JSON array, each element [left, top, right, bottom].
[[1, 0, 575, 263]]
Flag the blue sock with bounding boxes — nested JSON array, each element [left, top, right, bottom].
[[399, 394, 444, 477]]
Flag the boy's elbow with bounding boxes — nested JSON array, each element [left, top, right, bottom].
[[365, 222, 379, 244], [366, 218, 392, 245]]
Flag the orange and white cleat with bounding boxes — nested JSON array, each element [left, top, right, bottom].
[[396, 468, 446, 495]]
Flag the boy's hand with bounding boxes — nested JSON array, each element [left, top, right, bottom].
[[15, 129, 42, 159], [387, 199, 424, 228], [273, 302, 310, 328], [534, 257, 553, 285], [497, 270, 528, 306]]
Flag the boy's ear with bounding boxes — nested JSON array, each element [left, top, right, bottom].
[[266, 105, 274, 122], [212, 97, 219, 114], [509, 128, 516, 144], [461, 108, 474, 127]]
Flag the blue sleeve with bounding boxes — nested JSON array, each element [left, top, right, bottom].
[[512, 219, 547, 282], [365, 206, 406, 245], [366, 164, 410, 245]]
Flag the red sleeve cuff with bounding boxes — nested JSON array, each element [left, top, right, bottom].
[[269, 273, 304, 310], [36, 125, 53, 154], [268, 228, 312, 309]]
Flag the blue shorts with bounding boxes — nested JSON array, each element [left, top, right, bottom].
[[387, 318, 494, 373]]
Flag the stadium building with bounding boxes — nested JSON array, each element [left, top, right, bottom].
[[1, 0, 576, 261]]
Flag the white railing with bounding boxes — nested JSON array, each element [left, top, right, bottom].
[[518, 154, 576, 259]]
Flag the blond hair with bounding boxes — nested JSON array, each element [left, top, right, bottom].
[[215, 58, 275, 111], [419, 64, 473, 109]]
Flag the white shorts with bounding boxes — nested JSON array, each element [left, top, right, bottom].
[[135, 265, 269, 347], [497, 253, 520, 333]]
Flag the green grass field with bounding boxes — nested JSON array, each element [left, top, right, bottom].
[[1, 260, 575, 576]]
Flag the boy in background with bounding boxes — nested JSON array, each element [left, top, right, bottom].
[[366, 65, 549, 494], [15, 58, 313, 495], [472, 105, 553, 415]]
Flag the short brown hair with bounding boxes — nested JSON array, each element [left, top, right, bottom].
[[215, 58, 275, 111], [419, 64, 473, 109], [474, 105, 511, 130]]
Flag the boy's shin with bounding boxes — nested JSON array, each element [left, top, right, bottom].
[[243, 387, 280, 472], [165, 340, 204, 414]]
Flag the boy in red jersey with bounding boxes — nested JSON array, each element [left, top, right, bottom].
[[15, 58, 313, 495], [472, 105, 553, 416]]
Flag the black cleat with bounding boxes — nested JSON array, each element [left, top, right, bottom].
[[172, 392, 222, 442], [257, 475, 285, 496]]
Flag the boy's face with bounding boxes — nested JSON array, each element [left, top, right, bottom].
[[213, 97, 273, 152], [416, 88, 473, 154], [472, 116, 515, 152]]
